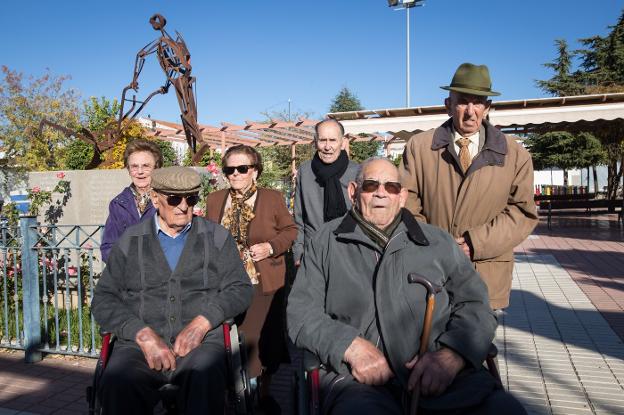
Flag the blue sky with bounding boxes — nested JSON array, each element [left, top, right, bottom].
[[2, 1, 622, 125]]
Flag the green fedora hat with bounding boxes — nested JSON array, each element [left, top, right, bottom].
[[441, 63, 500, 96]]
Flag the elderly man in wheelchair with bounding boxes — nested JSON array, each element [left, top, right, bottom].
[[92, 166, 253, 414], [287, 158, 527, 415]]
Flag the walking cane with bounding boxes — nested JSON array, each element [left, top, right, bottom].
[[407, 274, 441, 415]]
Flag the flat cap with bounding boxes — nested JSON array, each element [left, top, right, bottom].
[[151, 166, 201, 195]]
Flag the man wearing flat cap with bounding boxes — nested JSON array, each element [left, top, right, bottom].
[[399, 63, 538, 310], [92, 166, 253, 414]]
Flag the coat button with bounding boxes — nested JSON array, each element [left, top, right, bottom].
[[170, 316, 175, 322], [170, 337, 175, 344], [170, 296, 175, 302]]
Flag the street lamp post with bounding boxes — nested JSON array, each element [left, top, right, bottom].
[[387, 0, 426, 108]]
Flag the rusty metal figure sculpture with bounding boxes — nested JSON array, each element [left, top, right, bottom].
[[39, 14, 208, 169]]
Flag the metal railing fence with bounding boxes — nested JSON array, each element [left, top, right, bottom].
[[0, 216, 104, 362]]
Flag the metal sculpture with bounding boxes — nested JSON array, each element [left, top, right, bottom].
[[39, 14, 208, 169]]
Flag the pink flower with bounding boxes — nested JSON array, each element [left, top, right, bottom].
[[32, 186, 41, 193], [206, 162, 219, 174], [84, 243, 93, 249], [193, 207, 204, 216], [68, 266, 78, 276], [56, 172, 66, 179]]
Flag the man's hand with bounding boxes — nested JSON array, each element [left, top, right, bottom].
[[455, 236, 472, 259], [173, 315, 212, 357], [405, 348, 465, 397], [294, 259, 301, 268], [343, 337, 394, 385], [135, 327, 176, 371], [249, 242, 272, 262]]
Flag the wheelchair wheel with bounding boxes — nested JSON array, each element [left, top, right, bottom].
[[86, 355, 106, 414], [227, 324, 254, 415]]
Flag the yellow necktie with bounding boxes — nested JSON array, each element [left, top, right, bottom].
[[456, 138, 471, 173]]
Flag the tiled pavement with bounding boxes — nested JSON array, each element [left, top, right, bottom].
[[0, 212, 621, 414], [500, 253, 624, 414]]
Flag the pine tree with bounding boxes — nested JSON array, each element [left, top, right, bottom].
[[328, 87, 380, 162]]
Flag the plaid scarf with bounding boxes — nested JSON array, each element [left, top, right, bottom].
[[350, 207, 402, 250]]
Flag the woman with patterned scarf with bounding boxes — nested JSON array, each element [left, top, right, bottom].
[[101, 140, 163, 263], [205, 145, 297, 411]]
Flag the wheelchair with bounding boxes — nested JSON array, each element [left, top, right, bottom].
[[293, 273, 503, 415], [293, 345, 501, 415], [86, 319, 254, 415]]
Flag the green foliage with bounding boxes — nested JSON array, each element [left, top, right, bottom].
[[0, 66, 80, 172], [329, 87, 363, 113], [82, 96, 120, 131], [182, 148, 222, 167], [62, 139, 94, 170], [155, 139, 178, 167], [350, 141, 382, 163], [525, 131, 606, 170], [537, 11, 624, 198]]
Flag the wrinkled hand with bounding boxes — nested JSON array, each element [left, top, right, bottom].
[[455, 237, 472, 259], [344, 337, 394, 385], [249, 242, 272, 262], [294, 260, 301, 268], [173, 315, 212, 357], [405, 348, 465, 397], [135, 327, 176, 371]]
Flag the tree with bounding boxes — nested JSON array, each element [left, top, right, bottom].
[[0, 66, 80, 173], [525, 131, 606, 186], [536, 11, 624, 199], [328, 87, 381, 162], [535, 39, 584, 96], [258, 110, 315, 189], [155, 139, 178, 167]]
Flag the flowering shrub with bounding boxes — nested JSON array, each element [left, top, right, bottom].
[[194, 163, 226, 216], [27, 172, 72, 223]]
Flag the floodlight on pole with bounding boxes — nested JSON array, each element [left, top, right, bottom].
[[387, 0, 426, 108]]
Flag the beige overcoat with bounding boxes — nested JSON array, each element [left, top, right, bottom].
[[400, 119, 538, 309]]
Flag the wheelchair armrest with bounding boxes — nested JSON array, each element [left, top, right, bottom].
[[99, 332, 113, 369], [303, 350, 321, 373]]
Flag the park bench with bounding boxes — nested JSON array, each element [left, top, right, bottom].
[[535, 193, 623, 229]]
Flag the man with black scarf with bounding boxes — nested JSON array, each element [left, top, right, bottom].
[[293, 119, 358, 265]]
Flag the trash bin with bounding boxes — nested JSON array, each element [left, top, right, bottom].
[[9, 191, 30, 214]]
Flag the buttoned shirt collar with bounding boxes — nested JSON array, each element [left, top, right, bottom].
[[452, 127, 480, 160], [154, 215, 192, 239]]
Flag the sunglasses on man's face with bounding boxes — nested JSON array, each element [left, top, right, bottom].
[[360, 179, 402, 195], [164, 194, 200, 207], [222, 165, 255, 175]]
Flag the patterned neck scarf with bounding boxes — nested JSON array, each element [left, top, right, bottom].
[[130, 185, 151, 215], [350, 207, 402, 250], [222, 183, 258, 283]]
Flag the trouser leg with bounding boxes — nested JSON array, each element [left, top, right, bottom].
[[462, 389, 527, 415], [171, 338, 227, 415], [320, 371, 403, 415], [98, 343, 166, 415]]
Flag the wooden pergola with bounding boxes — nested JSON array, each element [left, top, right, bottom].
[[143, 117, 385, 174]]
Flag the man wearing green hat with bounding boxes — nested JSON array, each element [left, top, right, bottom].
[[400, 63, 538, 310]]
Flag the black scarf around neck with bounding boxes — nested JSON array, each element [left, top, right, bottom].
[[311, 150, 349, 222]]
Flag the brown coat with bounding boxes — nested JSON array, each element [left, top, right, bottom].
[[205, 188, 297, 295], [399, 119, 538, 309]]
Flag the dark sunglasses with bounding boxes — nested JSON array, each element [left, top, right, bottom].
[[164, 194, 200, 207], [361, 179, 402, 195], [222, 164, 255, 175]]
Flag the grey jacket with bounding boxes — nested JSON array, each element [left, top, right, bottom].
[[287, 209, 496, 386], [92, 216, 253, 344], [292, 159, 359, 261]]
